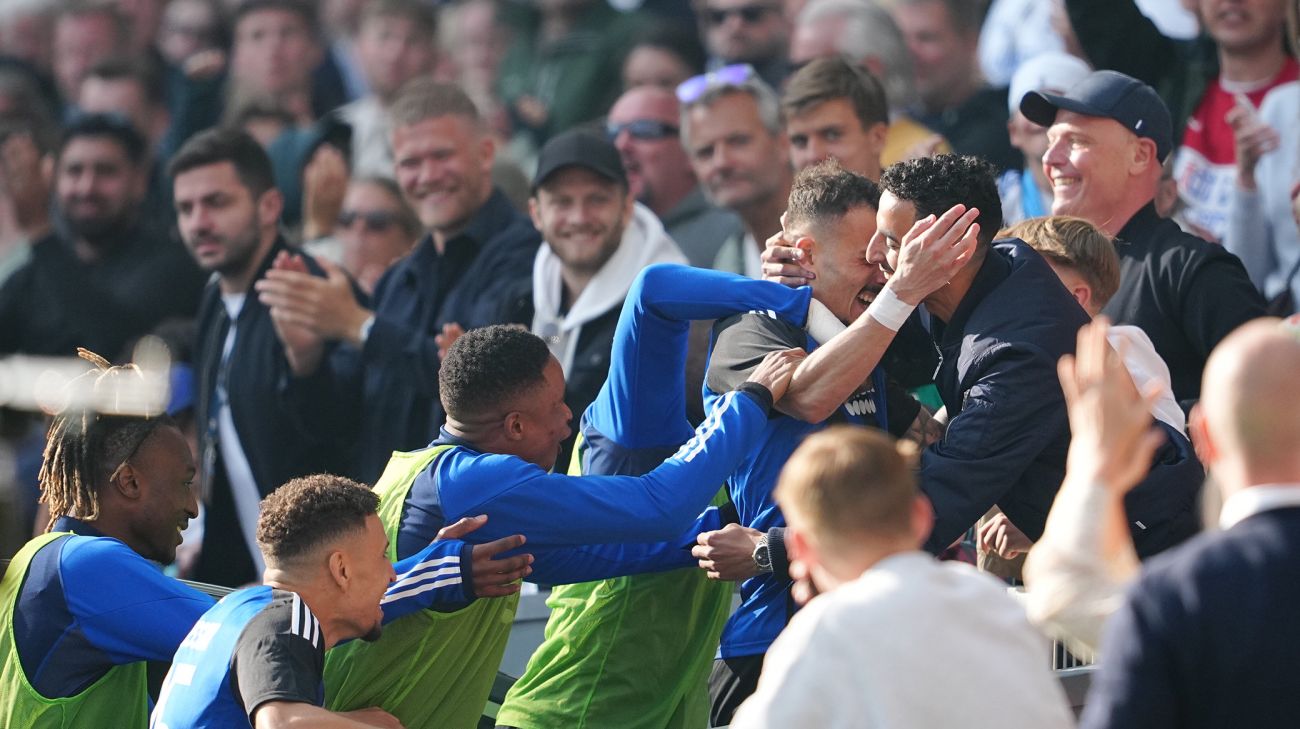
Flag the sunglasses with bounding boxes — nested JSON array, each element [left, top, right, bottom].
[[705, 4, 775, 25], [606, 119, 680, 142], [338, 209, 400, 233], [675, 64, 758, 104]]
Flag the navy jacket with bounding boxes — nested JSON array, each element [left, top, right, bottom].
[[194, 237, 354, 585], [331, 188, 541, 483], [1104, 204, 1266, 412], [922, 240, 1090, 552], [1081, 506, 1300, 729]]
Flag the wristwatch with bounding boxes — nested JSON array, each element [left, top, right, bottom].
[[752, 534, 774, 573]]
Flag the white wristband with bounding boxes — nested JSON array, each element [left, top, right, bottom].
[[866, 285, 916, 332]]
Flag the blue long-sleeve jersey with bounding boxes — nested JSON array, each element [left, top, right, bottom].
[[393, 264, 815, 585]]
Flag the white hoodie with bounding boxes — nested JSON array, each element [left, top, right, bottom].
[[531, 202, 687, 375]]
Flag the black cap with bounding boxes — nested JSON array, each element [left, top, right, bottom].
[[532, 128, 627, 191], [1020, 70, 1173, 162]]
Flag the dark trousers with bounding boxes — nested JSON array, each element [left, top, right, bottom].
[[708, 654, 765, 727]]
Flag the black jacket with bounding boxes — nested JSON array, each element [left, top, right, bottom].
[[1103, 204, 1267, 412], [193, 237, 352, 585], [331, 188, 541, 483], [921, 240, 1090, 552]]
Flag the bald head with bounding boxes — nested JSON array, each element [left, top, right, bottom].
[[608, 86, 696, 215], [1200, 319, 1300, 486]]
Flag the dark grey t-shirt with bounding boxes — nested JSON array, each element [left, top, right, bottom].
[[231, 590, 325, 721]]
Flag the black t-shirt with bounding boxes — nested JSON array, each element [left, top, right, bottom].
[[230, 590, 325, 721], [706, 312, 920, 437]]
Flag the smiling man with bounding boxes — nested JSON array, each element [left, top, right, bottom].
[[254, 80, 541, 484], [527, 129, 686, 469], [1021, 69, 1266, 411]]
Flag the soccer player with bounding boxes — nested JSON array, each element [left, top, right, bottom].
[[325, 263, 810, 728], [150, 475, 531, 728]]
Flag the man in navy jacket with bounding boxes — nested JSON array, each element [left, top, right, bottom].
[[1081, 319, 1300, 729]]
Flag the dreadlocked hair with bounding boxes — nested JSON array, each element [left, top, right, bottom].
[[39, 349, 171, 531]]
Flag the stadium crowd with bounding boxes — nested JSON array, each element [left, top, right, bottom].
[[1, 0, 1298, 726]]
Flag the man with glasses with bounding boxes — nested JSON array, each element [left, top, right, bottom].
[[303, 176, 421, 295], [700, 0, 790, 89], [607, 85, 741, 268], [678, 65, 792, 277]]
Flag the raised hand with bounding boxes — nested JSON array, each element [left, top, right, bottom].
[[887, 204, 981, 305]]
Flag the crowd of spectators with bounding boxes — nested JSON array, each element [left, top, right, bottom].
[[1, 0, 1299, 727]]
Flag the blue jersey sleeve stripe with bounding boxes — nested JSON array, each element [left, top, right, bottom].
[[380, 575, 464, 605], [386, 565, 462, 596]]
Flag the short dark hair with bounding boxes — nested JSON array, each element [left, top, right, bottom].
[[59, 113, 147, 164], [786, 158, 881, 230], [439, 325, 552, 420], [167, 127, 277, 198], [257, 474, 379, 565], [361, 0, 438, 40], [782, 56, 889, 130], [879, 154, 1002, 247], [390, 78, 481, 130], [233, 0, 319, 36], [629, 21, 708, 77], [85, 57, 166, 107]]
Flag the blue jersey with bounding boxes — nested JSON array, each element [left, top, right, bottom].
[[12, 517, 214, 700], [704, 311, 901, 658], [151, 539, 470, 728], [393, 264, 815, 584]]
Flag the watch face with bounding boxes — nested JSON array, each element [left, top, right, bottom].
[[754, 545, 772, 570]]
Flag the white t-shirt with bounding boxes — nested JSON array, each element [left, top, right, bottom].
[[732, 552, 1074, 729], [216, 293, 267, 576]]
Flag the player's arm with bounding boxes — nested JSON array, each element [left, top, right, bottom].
[[378, 521, 533, 622], [452, 351, 800, 546], [61, 537, 215, 663], [253, 702, 402, 728]]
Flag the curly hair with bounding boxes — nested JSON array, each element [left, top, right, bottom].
[[439, 325, 553, 421], [879, 154, 1002, 248], [786, 158, 881, 231], [256, 474, 379, 566], [39, 349, 171, 529]]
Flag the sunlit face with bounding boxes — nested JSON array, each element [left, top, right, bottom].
[[232, 8, 321, 96], [622, 46, 695, 92], [530, 167, 632, 277], [56, 137, 146, 242], [514, 358, 573, 472], [392, 115, 494, 236], [867, 190, 918, 294], [701, 0, 789, 64], [342, 514, 397, 643], [1042, 111, 1141, 230], [173, 161, 266, 279], [685, 92, 790, 211], [1199, 0, 1285, 53], [890, 0, 974, 108], [794, 204, 883, 323], [608, 88, 695, 208], [787, 98, 886, 180], [128, 425, 200, 565], [355, 15, 436, 100]]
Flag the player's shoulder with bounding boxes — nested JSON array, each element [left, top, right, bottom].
[[240, 590, 324, 652], [714, 308, 804, 346]]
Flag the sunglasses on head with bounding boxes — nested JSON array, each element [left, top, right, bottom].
[[675, 64, 758, 104], [606, 119, 680, 142], [705, 4, 775, 25], [337, 209, 399, 233]]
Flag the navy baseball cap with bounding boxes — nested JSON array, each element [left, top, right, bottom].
[[1020, 70, 1173, 162], [532, 128, 628, 191]]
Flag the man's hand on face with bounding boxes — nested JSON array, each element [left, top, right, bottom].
[[761, 224, 815, 288], [437, 514, 534, 598], [255, 255, 373, 345], [692, 523, 763, 581], [886, 203, 981, 306]]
